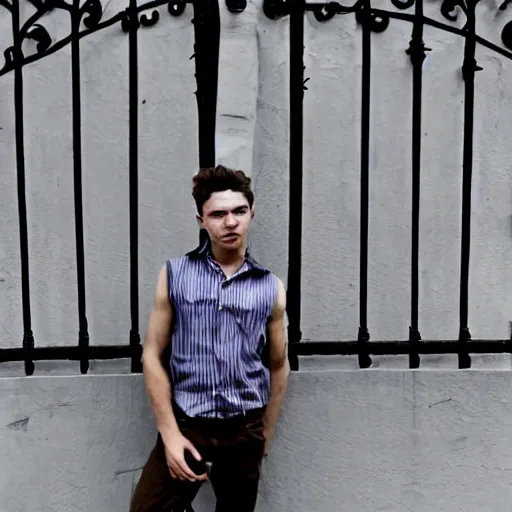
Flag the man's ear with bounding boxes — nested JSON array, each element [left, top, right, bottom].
[[196, 214, 203, 228], [250, 204, 255, 219]]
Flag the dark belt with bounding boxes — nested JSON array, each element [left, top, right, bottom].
[[173, 402, 266, 424]]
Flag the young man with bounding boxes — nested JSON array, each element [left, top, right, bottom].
[[130, 165, 290, 512]]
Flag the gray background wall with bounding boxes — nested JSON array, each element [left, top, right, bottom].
[[2, 0, 512, 510], [1, 0, 511, 348], [3, 371, 512, 512]]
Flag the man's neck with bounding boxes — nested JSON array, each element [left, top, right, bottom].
[[210, 242, 246, 277]]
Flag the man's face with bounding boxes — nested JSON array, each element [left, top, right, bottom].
[[198, 190, 254, 251]]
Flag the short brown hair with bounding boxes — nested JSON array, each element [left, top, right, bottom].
[[192, 165, 254, 216]]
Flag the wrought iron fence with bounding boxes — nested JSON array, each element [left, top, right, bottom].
[[1, 0, 512, 376], [262, 0, 512, 370], [0, 0, 223, 375]]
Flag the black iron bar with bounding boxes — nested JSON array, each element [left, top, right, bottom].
[[192, 0, 220, 168], [128, 0, 142, 373], [357, 0, 372, 369], [12, 0, 35, 376], [0, 345, 132, 363], [407, 0, 429, 369], [71, 0, 90, 374], [291, 339, 512, 356], [2, 339, 512, 365], [458, 0, 480, 370], [287, 0, 305, 371]]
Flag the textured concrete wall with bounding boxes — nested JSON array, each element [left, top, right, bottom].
[[2, 370, 512, 512], [2, 3, 512, 510], [1, 0, 511, 354]]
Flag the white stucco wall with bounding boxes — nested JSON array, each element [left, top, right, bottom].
[[2, 1, 512, 510], [1, 0, 511, 352], [2, 370, 512, 512]]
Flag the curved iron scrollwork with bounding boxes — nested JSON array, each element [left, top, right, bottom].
[[225, 0, 246, 13], [502, 20, 512, 49], [261, 0, 512, 57], [262, 0, 290, 20], [499, 1, 512, 49], [390, 0, 414, 9], [81, 0, 103, 27], [169, 0, 187, 16], [393, 0, 512, 54], [354, 1, 389, 32], [0, 0, 192, 77], [311, 0, 389, 32]]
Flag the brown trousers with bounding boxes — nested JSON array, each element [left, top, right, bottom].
[[130, 406, 266, 512]]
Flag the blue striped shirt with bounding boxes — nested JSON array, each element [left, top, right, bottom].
[[167, 240, 279, 418]]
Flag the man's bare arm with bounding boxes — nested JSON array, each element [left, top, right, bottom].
[[142, 265, 206, 481], [262, 278, 290, 454], [142, 265, 180, 440]]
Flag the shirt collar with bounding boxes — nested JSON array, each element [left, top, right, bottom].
[[186, 235, 268, 275]]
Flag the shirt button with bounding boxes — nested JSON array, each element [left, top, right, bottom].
[[218, 305, 223, 311]]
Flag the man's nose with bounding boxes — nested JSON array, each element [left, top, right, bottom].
[[225, 214, 238, 227]]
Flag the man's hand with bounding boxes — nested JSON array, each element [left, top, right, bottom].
[[162, 430, 208, 482]]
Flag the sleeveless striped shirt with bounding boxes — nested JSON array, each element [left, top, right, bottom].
[[166, 239, 279, 418]]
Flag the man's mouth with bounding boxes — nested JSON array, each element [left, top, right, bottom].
[[222, 234, 239, 243]]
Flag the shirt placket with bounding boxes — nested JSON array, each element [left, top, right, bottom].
[[207, 257, 249, 417], [217, 277, 228, 416], [208, 259, 227, 416]]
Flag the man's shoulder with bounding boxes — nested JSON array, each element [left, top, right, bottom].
[[172, 251, 204, 263], [253, 266, 281, 285], [265, 271, 282, 288], [245, 261, 282, 290], [252, 271, 283, 308], [166, 253, 200, 276], [166, 254, 192, 265]]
